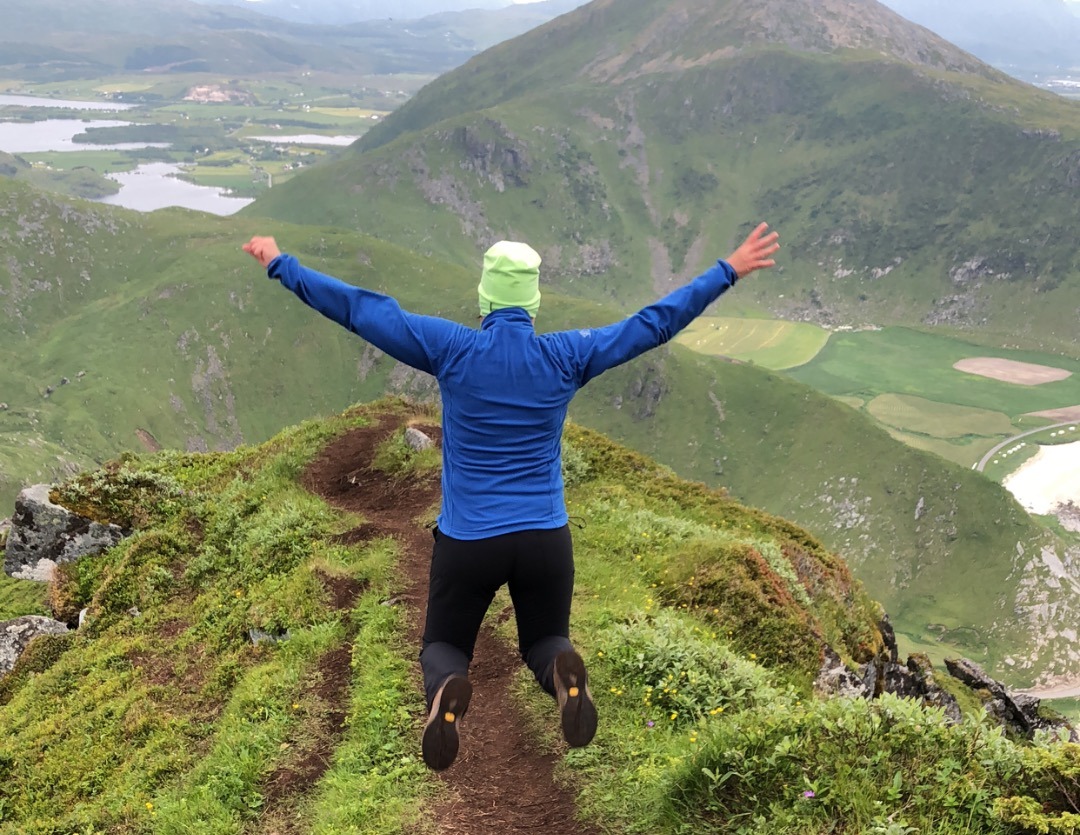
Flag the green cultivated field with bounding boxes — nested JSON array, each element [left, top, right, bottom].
[[868, 394, 1018, 439], [679, 324, 1080, 470], [675, 316, 831, 370], [785, 327, 1080, 469], [788, 328, 1080, 414]]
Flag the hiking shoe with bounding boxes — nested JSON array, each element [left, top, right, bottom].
[[422, 674, 472, 771], [553, 650, 597, 748]]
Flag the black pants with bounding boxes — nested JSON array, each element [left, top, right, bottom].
[[420, 524, 576, 707]]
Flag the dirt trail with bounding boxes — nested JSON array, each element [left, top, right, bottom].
[[301, 412, 602, 835]]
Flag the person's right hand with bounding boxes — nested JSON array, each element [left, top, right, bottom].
[[243, 236, 282, 269], [726, 223, 780, 280]]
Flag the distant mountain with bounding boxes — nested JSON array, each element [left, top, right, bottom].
[[881, 0, 1080, 74], [0, 0, 585, 78], [192, 0, 508, 25]]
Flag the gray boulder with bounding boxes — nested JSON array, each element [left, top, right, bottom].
[[404, 426, 435, 451], [4, 484, 125, 581], [0, 616, 68, 676]]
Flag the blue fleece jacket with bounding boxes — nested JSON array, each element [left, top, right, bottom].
[[268, 254, 738, 540]]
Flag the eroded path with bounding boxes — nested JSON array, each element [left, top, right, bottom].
[[302, 411, 602, 835]]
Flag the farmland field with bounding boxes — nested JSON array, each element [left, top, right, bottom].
[[684, 324, 1080, 472], [867, 394, 1018, 439], [674, 316, 831, 369], [787, 327, 1080, 415]]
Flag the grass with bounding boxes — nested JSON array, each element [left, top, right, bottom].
[[2, 175, 1077, 688], [0, 406, 435, 834], [883, 426, 1000, 468], [868, 394, 1018, 440], [0, 573, 49, 621], [4, 399, 1080, 833], [788, 328, 1080, 418], [504, 421, 1080, 835], [674, 316, 831, 370]]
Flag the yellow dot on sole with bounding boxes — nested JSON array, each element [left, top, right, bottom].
[[568, 687, 579, 698], [444, 712, 456, 723]]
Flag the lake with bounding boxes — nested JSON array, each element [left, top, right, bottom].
[[0, 118, 252, 215], [0, 119, 166, 153], [98, 163, 253, 215], [0, 94, 135, 111], [248, 134, 358, 146]]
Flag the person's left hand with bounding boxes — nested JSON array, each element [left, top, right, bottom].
[[242, 236, 281, 268]]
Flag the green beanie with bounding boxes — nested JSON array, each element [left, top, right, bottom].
[[478, 241, 542, 318]]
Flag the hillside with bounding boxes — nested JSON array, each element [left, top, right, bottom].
[[2, 400, 1079, 834], [2, 176, 1079, 686], [245, 0, 1080, 356]]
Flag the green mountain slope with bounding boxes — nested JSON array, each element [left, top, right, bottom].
[[1, 402, 1078, 834], [1, 176, 1078, 685], [245, 0, 1080, 355]]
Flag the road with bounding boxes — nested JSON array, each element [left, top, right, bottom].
[[974, 422, 1079, 472]]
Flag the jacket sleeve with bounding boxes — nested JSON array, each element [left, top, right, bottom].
[[558, 260, 738, 386], [268, 253, 470, 376]]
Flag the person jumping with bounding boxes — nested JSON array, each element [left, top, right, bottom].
[[243, 224, 780, 770]]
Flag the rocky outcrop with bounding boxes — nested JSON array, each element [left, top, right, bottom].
[[0, 616, 68, 676], [907, 654, 963, 723], [818, 644, 1076, 740], [4, 484, 125, 581], [814, 646, 872, 698], [945, 658, 1076, 741]]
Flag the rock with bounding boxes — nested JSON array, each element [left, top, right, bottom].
[[906, 653, 962, 722], [945, 657, 1003, 696], [0, 616, 68, 676], [404, 427, 434, 451], [4, 484, 125, 581], [879, 613, 899, 663], [882, 662, 922, 698], [249, 627, 290, 646], [858, 658, 880, 696], [814, 646, 872, 699], [944, 657, 1074, 737]]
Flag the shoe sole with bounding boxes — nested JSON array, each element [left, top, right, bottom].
[[556, 651, 597, 748], [422, 676, 472, 771]]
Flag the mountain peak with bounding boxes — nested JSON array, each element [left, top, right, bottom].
[[566, 0, 988, 83]]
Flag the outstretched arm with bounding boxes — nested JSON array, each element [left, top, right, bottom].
[[564, 223, 780, 385], [243, 236, 470, 376]]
